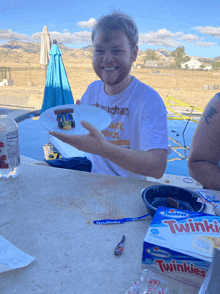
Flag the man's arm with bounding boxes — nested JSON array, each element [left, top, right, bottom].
[[49, 120, 167, 179], [72, 98, 168, 178], [103, 143, 168, 179], [188, 94, 220, 190]]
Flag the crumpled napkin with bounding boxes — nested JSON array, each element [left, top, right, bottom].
[[0, 235, 35, 273]]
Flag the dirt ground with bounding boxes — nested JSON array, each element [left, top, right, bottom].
[[0, 61, 219, 110]]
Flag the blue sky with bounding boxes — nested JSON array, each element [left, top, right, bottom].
[[1, 0, 220, 58]]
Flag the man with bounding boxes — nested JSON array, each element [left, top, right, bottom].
[[49, 11, 169, 180], [188, 93, 220, 190]]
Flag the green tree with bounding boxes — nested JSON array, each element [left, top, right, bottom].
[[143, 49, 159, 61], [212, 61, 220, 70], [171, 46, 185, 59], [175, 57, 190, 68], [171, 47, 188, 68]]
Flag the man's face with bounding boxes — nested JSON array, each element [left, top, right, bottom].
[[92, 30, 138, 86]]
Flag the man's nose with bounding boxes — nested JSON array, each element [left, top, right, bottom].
[[103, 51, 114, 62]]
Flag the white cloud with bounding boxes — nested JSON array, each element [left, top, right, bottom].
[[179, 34, 198, 42], [196, 41, 217, 47], [138, 29, 203, 48], [32, 30, 92, 44], [2, 26, 217, 49], [147, 28, 182, 39], [193, 26, 220, 37], [0, 29, 29, 40], [77, 18, 96, 29], [139, 29, 183, 47]]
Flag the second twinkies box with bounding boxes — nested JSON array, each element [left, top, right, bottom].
[[142, 207, 220, 288]]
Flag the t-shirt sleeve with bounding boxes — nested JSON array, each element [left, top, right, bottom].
[[140, 99, 169, 151]]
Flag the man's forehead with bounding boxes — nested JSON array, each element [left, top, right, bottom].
[[94, 30, 127, 45]]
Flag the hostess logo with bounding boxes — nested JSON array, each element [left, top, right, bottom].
[[147, 247, 171, 258], [151, 229, 159, 234], [160, 209, 189, 218]]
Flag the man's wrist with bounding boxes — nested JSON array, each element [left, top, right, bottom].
[[98, 139, 114, 158]]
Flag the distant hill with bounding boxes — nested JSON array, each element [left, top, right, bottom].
[[81, 45, 93, 51], [1, 40, 40, 53], [0, 40, 219, 65], [199, 57, 220, 63], [0, 40, 93, 64], [213, 57, 220, 62], [157, 49, 171, 57], [0, 40, 74, 53], [138, 48, 174, 64]]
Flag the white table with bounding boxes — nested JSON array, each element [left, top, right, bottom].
[[1, 164, 218, 293], [0, 164, 155, 293]]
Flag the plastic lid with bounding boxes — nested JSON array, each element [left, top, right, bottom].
[[0, 108, 9, 115]]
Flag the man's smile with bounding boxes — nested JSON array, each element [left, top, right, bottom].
[[102, 66, 119, 71]]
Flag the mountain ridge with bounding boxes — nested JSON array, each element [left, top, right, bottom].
[[0, 40, 219, 64]]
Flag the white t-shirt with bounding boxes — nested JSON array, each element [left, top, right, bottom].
[[81, 76, 169, 180]]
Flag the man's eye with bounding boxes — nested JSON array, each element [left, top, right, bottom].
[[113, 50, 122, 53], [95, 50, 104, 53]]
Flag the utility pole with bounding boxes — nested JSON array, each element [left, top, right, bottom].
[[26, 61, 32, 85]]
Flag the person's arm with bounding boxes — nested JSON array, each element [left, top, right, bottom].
[[49, 120, 168, 179], [103, 143, 167, 179], [188, 94, 220, 190], [103, 99, 169, 178]]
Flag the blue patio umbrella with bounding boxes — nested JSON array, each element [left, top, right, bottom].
[[41, 41, 74, 114]]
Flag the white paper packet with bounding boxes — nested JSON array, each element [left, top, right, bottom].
[[0, 235, 35, 273]]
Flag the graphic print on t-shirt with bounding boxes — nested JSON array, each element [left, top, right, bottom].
[[92, 102, 131, 148]]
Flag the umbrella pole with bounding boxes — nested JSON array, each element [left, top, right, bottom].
[[47, 131, 50, 145]]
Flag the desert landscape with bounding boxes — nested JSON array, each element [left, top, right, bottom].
[[0, 41, 219, 110]]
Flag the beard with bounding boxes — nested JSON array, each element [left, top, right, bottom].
[[93, 62, 133, 86]]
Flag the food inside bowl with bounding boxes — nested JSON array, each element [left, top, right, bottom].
[[167, 197, 179, 208], [151, 197, 194, 211], [142, 185, 205, 216]]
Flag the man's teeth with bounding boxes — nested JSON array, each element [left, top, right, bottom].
[[103, 67, 118, 70]]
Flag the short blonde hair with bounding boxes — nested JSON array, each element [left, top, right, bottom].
[[92, 11, 138, 49]]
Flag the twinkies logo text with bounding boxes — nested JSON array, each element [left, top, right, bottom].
[[160, 209, 189, 218], [147, 247, 171, 258]]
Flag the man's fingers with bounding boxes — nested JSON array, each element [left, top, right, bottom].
[[49, 131, 61, 137], [49, 131, 71, 143], [81, 120, 97, 134], [81, 120, 90, 128]]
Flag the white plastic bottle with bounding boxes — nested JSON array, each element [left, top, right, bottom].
[[0, 108, 20, 179]]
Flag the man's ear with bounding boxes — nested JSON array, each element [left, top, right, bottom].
[[132, 45, 138, 62]]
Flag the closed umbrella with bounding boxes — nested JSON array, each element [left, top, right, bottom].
[[41, 40, 74, 159], [41, 40, 74, 114], [40, 25, 51, 76]]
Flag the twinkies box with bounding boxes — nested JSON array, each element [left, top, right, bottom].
[[142, 242, 208, 289], [142, 207, 220, 288]]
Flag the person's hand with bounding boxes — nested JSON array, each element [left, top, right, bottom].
[[49, 120, 109, 156]]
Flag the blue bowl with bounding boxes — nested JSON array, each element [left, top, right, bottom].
[[142, 185, 205, 217]]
